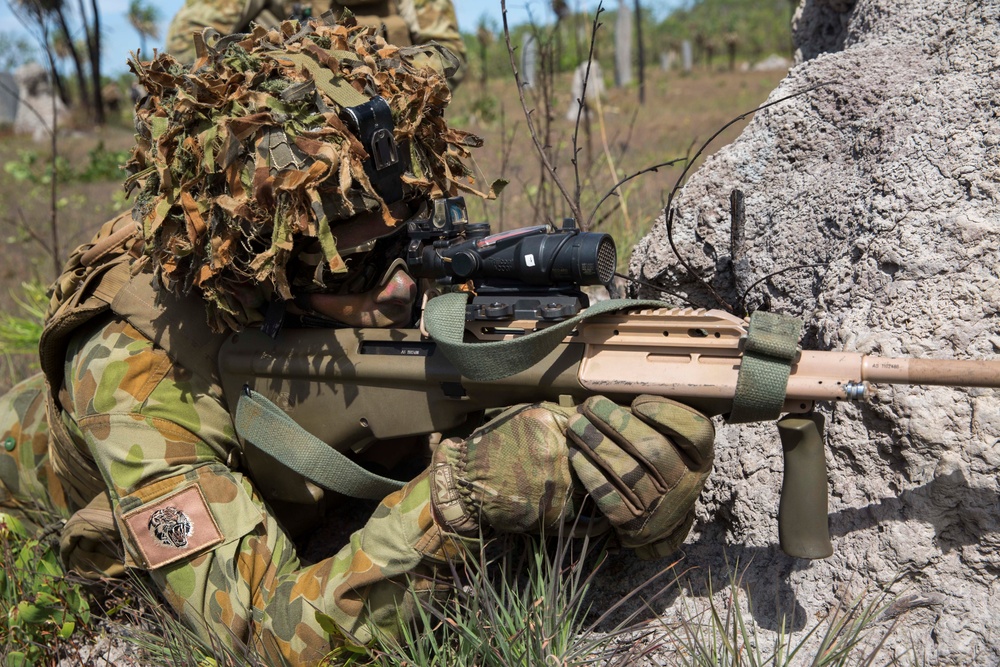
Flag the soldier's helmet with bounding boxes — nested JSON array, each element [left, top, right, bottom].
[[126, 18, 497, 332]]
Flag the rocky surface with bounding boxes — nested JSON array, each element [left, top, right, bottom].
[[622, 0, 1000, 663]]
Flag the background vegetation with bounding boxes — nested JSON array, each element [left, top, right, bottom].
[[465, 0, 797, 80], [1, 0, 161, 124]]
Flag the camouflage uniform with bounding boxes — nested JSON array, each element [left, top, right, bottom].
[[0, 315, 713, 663], [1, 326, 714, 663], [165, 0, 467, 86]]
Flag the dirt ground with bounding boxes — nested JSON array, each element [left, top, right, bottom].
[[0, 65, 784, 393]]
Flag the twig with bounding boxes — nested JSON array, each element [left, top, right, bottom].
[[496, 106, 519, 231], [614, 272, 700, 308], [7, 204, 55, 254], [737, 262, 827, 316], [655, 82, 836, 310], [7, 3, 64, 278], [614, 106, 641, 167], [501, 0, 582, 226], [569, 5, 605, 225], [588, 158, 686, 230], [729, 188, 745, 272], [45, 43, 61, 279], [592, 83, 632, 232], [664, 82, 835, 228]]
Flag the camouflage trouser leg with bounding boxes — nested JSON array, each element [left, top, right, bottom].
[[165, 0, 267, 64], [0, 372, 69, 533], [153, 470, 462, 665]]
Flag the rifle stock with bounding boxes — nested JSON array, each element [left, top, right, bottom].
[[217, 305, 1000, 557]]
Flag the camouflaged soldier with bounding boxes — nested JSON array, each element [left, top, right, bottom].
[[166, 0, 467, 87], [0, 20, 714, 666]]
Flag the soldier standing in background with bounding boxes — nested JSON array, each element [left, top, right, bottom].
[[166, 0, 468, 86]]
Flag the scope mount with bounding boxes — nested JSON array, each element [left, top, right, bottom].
[[464, 288, 588, 323]]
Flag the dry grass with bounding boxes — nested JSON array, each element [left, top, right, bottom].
[[0, 65, 785, 393], [450, 67, 785, 247]]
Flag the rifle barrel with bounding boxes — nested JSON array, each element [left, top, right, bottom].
[[862, 356, 1000, 388]]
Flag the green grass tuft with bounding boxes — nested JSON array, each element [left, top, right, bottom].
[[1, 512, 92, 665]]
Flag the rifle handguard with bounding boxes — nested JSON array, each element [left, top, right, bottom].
[[776, 413, 833, 559]]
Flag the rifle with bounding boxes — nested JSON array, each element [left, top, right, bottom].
[[217, 197, 1000, 559]]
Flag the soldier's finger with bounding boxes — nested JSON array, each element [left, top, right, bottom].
[[631, 395, 715, 473]]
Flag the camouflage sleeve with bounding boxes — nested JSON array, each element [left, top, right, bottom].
[[62, 317, 469, 664], [398, 0, 467, 87], [0, 372, 68, 532]]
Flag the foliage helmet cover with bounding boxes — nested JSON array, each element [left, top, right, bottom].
[[125, 18, 498, 332]]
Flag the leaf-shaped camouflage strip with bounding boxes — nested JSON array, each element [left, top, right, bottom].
[[126, 18, 493, 332]]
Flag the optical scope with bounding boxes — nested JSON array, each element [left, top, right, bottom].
[[406, 197, 617, 287]]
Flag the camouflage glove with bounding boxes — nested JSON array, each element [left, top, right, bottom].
[[566, 396, 715, 559], [429, 403, 580, 536]]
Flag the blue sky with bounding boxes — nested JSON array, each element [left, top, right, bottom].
[[1, 0, 685, 76]]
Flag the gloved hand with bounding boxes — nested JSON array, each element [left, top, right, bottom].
[[566, 395, 714, 559], [429, 403, 580, 536], [428, 395, 715, 560]]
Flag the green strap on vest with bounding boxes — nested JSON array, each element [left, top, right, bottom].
[[728, 310, 802, 424], [422, 292, 668, 382], [279, 51, 370, 108], [235, 388, 405, 500]]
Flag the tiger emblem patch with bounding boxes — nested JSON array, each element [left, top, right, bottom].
[[122, 484, 224, 569], [148, 506, 194, 548]]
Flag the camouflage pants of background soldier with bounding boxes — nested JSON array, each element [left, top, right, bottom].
[[0, 317, 470, 665], [165, 0, 467, 86]]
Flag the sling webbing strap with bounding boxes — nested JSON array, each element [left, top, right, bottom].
[[235, 388, 405, 500], [727, 310, 802, 424], [233, 294, 665, 498], [422, 292, 668, 382], [424, 292, 802, 422]]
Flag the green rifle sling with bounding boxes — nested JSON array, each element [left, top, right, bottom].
[[425, 292, 802, 422], [422, 292, 667, 382], [235, 388, 406, 500], [728, 310, 802, 424]]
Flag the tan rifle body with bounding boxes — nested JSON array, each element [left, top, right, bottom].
[[217, 307, 1000, 558]]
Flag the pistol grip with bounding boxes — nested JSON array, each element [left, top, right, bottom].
[[776, 414, 833, 559]]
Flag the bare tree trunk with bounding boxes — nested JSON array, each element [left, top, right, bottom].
[[614, 0, 632, 87], [89, 0, 104, 124], [54, 6, 90, 112], [49, 62, 69, 107], [78, 0, 104, 124]]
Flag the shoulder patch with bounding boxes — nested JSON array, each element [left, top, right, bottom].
[[122, 484, 224, 569]]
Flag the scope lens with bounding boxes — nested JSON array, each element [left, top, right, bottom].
[[596, 236, 617, 284]]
